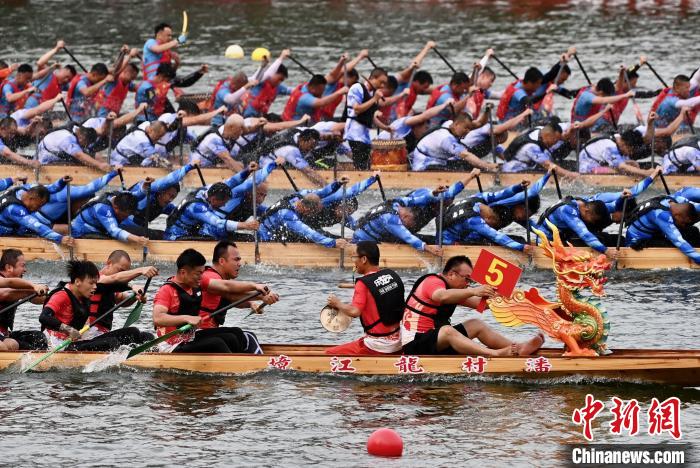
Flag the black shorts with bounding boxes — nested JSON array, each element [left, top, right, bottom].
[[402, 323, 469, 355]]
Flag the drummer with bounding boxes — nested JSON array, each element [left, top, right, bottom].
[[325, 241, 405, 355]]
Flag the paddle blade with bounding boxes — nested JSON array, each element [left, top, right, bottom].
[[123, 302, 144, 328], [22, 338, 72, 373], [126, 324, 193, 359]]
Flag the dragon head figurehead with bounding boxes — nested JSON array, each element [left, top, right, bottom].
[[532, 221, 611, 296]]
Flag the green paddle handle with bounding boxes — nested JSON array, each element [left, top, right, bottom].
[[22, 338, 73, 373]]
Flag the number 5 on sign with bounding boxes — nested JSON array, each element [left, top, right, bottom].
[[470, 250, 522, 312]]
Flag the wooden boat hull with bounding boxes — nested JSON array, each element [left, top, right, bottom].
[[2, 346, 699, 386], [1, 236, 698, 270], [4, 164, 698, 191]]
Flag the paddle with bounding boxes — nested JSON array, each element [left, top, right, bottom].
[[376, 174, 387, 202], [288, 55, 314, 76], [475, 175, 484, 193], [339, 181, 347, 269], [195, 164, 207, 187], [621, 68, 643, 126], [106, 116, 115, 167], [61, 46, 87, 73], [492, 55, 519, 81], [178, 116, 185, 166], [552, 166, 563, 200], [125, 290, 262, 359], [65, 178, 74, 261], [252, 168, 260, 264], [280, 165, 299, 192], [142, 181, 151, 262], [573, 53, 592, 86], [612, 196, 629, 271], [0, 292, 39, 316], [607, 108, 619, 132], [524, 184, 531, 247], [122, 277, 153, 328], [59, 97, 73, 123], [437, 193, 444, 269], [650, 121, 656, 168], [645, 61, 669, 88], [243, 302, 267, 319], [486, 106, 501, 185], [432, 47, 457, 74], [366, 55, 379, 69], [22, 291, 138, 373], [658, 172, 671, 195], [117, 168, 126, 191]]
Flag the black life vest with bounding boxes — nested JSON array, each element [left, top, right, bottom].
[[538, 195, 611, 233], [258, 128, 300, 156], [76, 191, 119, 236], [443, 198, 482, 229], [356, 269, 405, 336], [404, 274, 457, 328], [38, 126, 84, 162], [355, 201, 403, 243], [343, 83, 378, 128], [537, 196, 582, 225], [89, 281, 131, 330], [666, 136, 700, 172], [163, 278, 202, 317], [414, 126, 466, 163], [258, 194, 306, 242], [0, 273, 16, 333], [42, 282, 91, 331], [0, 193, 26, 230], [191, 126, 237, 165], [503, 130, 546, 162], [236, 130, 267, 165], [199, 267, 232, 326], [114, 127, 156, 165], [581, 135, 618, 167], [165, 190, 206, 235], [625, 195, 673, 230]]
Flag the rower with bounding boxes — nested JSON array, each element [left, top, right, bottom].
[[318, 50, 367, 121], [189, 113, 246, 171], [325, 241, 405, 355], [625, 195, 700, 264], [85, 250, 157, 345], [258, 193, 348, 249], [95, 61, 139, 117], [571, 78, 634, 123], [533, 196, 618, 258], [135, 62, 208, 122], [65, 63, 111, 121], [344, 67, 389, 170], [209, 72, 257, 126], [10, 93, 64, 146], [0, 117, 41, 168], [401, 255, 544, 356], [425, 71, 472, 126], [82, 103, 150, 153], [164, 182, 259, 241], [40, 260, 127, 351], [71, 191, 149, 246], [282, 74, 348, 124], [123, 163, 197, 239], [662, 133, 700, 174], [142, 22, 184, 81], [496, 67, 544, 122], [410, 113, 499, 172], [376, 99, 455, 153], [593, 64, 645, 132], [578, 129, 654, 177], [152, 249, 236, 353], [23, 40, 77, 109], [0, 185, 72, 246], [0, 63, 34, 118], [394, 41, 436, 118], [0, 248, 49, 350], [460, 107, 532, 159], [198, 241, 280, 353], [242, 49, 292, 118], [111, 120, 167, 166], [36, 123, 111, 171], [649, 73, 700, 129], [258, 128, 325, 186], [500, 121, 578, 178]]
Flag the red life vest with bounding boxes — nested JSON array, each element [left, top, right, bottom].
[[156, 278, 201, 345], [198, 267, 233, 329], [426, 83, 452, 110], [0, 79, 29, 115], [96, 79, 130, 114], [40, 73, 61, 103], [571, 86, 602, 122], [650, 87, 674, 114], [145, 79, 172, 116], [142, 42, 172, 80], [690, 88, 700, 123], [282, 83, 305, 121], [402, 274, 457, 334], [496, 80, 521, 121], [244, 81, 279, 115], [65, 73, 86, 109], [468, 89, 486, 116], [319, 82, 343, 120], [396, 85, 417, 118]]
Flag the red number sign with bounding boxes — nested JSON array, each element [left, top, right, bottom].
[[470, 250, 522, 312]]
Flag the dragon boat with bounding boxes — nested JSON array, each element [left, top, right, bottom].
[[1, 236, 699, 270]]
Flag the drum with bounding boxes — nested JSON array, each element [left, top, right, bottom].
[[319, 306, 352, 333], [370, 139, 408, 171]]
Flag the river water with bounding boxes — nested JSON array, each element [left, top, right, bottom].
[[1, 1, 699, 466]]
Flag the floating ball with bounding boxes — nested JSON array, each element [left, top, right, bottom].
[[224, 45, 244, 59], [251, 47, 270, 62], [367, 428, 403, 457]]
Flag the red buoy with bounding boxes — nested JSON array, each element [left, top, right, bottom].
[[366, 428, 403, 457]]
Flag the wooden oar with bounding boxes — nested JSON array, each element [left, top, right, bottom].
[[0, 292, 39, 316], [339, 181, 347, 269], [195, 165, 207, 187], [552, 167, 563, 200], [524, 185, 531, 247], [244, 302, 267, 319], [117, 168, 126, 191], [252, 169, 260, 264], [22, 291, 138, 373], [612, 196, 629, 271], [376, 174, 387, 202], [475, 175, 484, 193], [122, 277, 152, 328], [61, 46, 87, 73], [658, 172, 671, 195], [178, 116, 185, 165], [125, 290, 262, 359], [366, 55, 379, 69], [142, 182, 151, 262], [288, 55, 314, 76], [437, 193, 444, 269], [59, 97, 73, 123], [492, 55, 519, 81], [106, 117, 115, 167], [432, 47, 457, 74], [622, 68, 643, 126], [486, 106, 501, 185], [66, 179, 74, 261], [645, 61, 669, 88], [280, 165, 299, 192], [573, 53, 592, 86]]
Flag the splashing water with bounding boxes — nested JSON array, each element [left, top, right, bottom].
[[81, 346, 132, 373]]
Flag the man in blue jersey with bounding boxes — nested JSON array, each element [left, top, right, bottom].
[[72, 191, 148, 246], [0, 185, 73, 246]]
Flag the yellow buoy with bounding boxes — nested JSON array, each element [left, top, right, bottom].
[[225, 45, 245, 59], [251, 47, 271, 62]]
